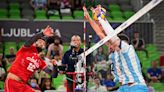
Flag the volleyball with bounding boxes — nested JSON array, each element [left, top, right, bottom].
[[93, 7, 106, 21]]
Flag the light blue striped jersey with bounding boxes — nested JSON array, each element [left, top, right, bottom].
[[108, 41, 146, 85]]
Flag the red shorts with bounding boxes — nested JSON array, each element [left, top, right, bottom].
[[4, 78, 35, 92]]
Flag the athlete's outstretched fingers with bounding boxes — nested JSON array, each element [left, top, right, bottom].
[[43, 26, 54, 37], [83, 6, 90, 20]]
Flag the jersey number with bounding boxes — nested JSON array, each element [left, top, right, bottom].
[[27, 63, 36, 72]]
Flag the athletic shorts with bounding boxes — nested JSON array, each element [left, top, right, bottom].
[[117, 84, 148, 92], [4, 78, 35, 92]]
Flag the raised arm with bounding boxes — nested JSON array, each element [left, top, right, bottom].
[[83, 6, 106, 39], [24, 26, 54, 47], [83, 6, 113, 47]]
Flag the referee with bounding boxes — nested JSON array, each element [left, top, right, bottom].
[[61, 35, 83, 92]]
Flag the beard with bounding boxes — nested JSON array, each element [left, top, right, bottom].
[[36, 47, 43, 53]]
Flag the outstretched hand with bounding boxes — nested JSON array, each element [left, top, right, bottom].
[[91, 5, 101, 15], [83, 6, 90, 20], [43, 25, 54, 37], [90, 5, 102, 21]]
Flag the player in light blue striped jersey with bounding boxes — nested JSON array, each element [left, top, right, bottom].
[[83, 6, 148, 92]]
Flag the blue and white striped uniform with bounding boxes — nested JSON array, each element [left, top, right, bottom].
[[109, 41, 146, 85]]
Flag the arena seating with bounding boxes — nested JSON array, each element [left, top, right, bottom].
[[52, 75, 65, 89], [150, 82, 164, 91], [0, 81, 4, 90], [137, 44, 161, 77], [0, 0, 135, 21], [35, 10, 47, 19], [0, 9, 8, 19]]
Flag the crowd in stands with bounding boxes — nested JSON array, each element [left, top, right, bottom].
[[0, 0, 135, 20], [0, 30, 164, 92]]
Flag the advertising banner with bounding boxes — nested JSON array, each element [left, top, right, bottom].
[[0, 20, 153, 43]]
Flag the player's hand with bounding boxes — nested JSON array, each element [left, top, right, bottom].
[[91, 6, 101, 20], [91, 5, 106, 21], [91, 5, 101, 15], [43, 25, 54, 37], [83, 6, 90, 20]]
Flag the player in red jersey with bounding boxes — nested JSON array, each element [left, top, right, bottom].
[[4, 26, 58, 92]]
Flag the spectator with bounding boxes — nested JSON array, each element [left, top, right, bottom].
[[60, 0, 73, 19], [95, 47, 107, 63], [5, 47, 16, 58], [48, 0, 61, 10], [5, 55, 16, 70], [46, 31, 63, 49], [73, 0, 82, 9], [36, 51, 52, 85], [0, 53, 6, 90], [0, 58, 6, 81], [147, 61, 162, 83], [46, 36, 63, 60], [131, 31, 149, 58], [29, 77, 41, 91], [94, 47, 108, 76], [4, 47, 16, 70], [98, 68, 107, 80], [41, 78, 55, 91], [47, 0, 61, 18], [53, 53, 62, 66], [89, 77, 107, 92], [102, 73, 116, 91], [0, 53, 6, 72], [8, 47, 15, 55], [30, 0, 47, 10], [60, 0, 71, 8]]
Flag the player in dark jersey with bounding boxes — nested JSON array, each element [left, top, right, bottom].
[[4, 26, 58, 92]]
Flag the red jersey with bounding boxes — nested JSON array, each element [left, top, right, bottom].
[[8, 45, 47, 83]]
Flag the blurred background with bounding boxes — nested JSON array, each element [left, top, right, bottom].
[[0, 0, 164, 92]]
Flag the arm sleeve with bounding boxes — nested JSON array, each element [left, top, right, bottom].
[[97, 16, 119, 39], [43, 66, 58, 78], [97, 16, 114, 35], [88, 17, 106, 39], [41, 58, 58, 78], [24, 32, 44, 47]]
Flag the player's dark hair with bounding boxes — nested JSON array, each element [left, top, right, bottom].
[[118, 34, 130, 43]]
